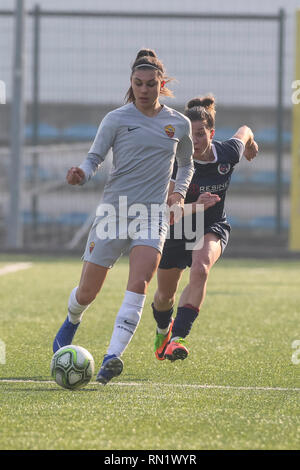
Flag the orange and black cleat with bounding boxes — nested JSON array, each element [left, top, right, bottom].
[[164, 338, 189, 362], [154, 318, 174, 361]]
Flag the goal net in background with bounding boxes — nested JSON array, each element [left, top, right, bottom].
[[0, 143, 111, 250], [0, 6, 293, 251]]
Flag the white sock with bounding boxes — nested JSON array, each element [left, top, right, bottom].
[[157, 325, 170, 335], [107, 290, 146, 357], [171, 336, 181, 343], [67, 287, 90, 324]]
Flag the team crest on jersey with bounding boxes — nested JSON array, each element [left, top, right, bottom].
[[164, 124, 175, 138], [218, 163, 231, 175], [89, 241, 95, 253]]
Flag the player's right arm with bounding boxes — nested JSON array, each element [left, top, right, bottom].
[[182, 193, 220, 218], [66, 166, 86, 185], [168, 177, 219, 220], [66, 112, 118, 186]]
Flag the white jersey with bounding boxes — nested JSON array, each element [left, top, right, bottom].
[[79, 103, 194, 211]]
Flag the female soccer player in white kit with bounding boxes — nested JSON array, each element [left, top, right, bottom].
[[52, 49, 196, 384]]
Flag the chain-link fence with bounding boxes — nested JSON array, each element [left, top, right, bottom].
[[0, 7, 290, 252]]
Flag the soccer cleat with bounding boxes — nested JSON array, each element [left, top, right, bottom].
[[96, 354, 124, 385], [154, 318, 174, 361], [164, 338, 189, 362], [52, 316, 80, 353]]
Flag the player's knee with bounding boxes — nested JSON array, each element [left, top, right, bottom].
[[76, 286, 98, 305], [128, 279, 148, 295], [154, 289, 175, 310], [161, 292, 175, 305], [190, 262, 210, 284]]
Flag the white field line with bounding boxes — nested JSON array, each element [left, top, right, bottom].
[[0, 378, 299, 392], [0, 262, 33, 276]]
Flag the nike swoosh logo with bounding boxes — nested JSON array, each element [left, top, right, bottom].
[[124, 319, 137, 327], [128, 127, 140, 132]]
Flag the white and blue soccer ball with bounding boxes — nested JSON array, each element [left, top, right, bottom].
[[50, 345, 95, 390]]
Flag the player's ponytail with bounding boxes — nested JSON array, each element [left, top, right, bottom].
[[185, 94, 216, 129], [125, 48, 175, 103]]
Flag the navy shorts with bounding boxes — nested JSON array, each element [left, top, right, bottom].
[[159, 221, 231, 270]]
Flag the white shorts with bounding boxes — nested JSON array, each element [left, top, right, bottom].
[[82, 214, 169, 268]]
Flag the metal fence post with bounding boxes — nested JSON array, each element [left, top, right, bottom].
[[31, 4, 41, 236], [275, 8, 285, 235], [6, 0, 26, 248], [289, 10, 300, 251]]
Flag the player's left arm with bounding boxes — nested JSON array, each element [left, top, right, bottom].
[[168, 180, 175, 198], [168, 122, 194, 224], [172, 135, 194, 199], [233, 125, 259, 162]]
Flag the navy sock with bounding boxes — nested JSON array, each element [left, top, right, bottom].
[[151, 303, 173, 330], [172, 304, 199, 339]]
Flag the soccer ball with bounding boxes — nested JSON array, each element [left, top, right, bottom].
[[50, 345, 95, 390]]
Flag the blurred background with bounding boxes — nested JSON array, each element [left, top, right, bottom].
[[0, 0, 299, 257]]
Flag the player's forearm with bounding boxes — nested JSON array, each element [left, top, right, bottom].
[[244, 127, 254, 147], [173, 162, 194, 198], [234, 125, 254, 147], [79, 152, 103, 184], [168, 180, 175, 197]]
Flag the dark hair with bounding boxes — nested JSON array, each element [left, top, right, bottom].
[[125, 48, 174, 103], [184, 95, 216, 129]]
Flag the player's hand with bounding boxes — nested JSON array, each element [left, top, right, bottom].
[[66, 167, 85, 185], [244, 140, 259, 161], [196, 192, 220, 210], [167, 192, 184, 225]]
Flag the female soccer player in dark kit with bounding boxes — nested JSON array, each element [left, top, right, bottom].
[[52, 49, 218, 384], [152, 95, 259, 362]]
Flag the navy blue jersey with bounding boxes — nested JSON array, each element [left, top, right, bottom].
[[168, 138, 244, 244]]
